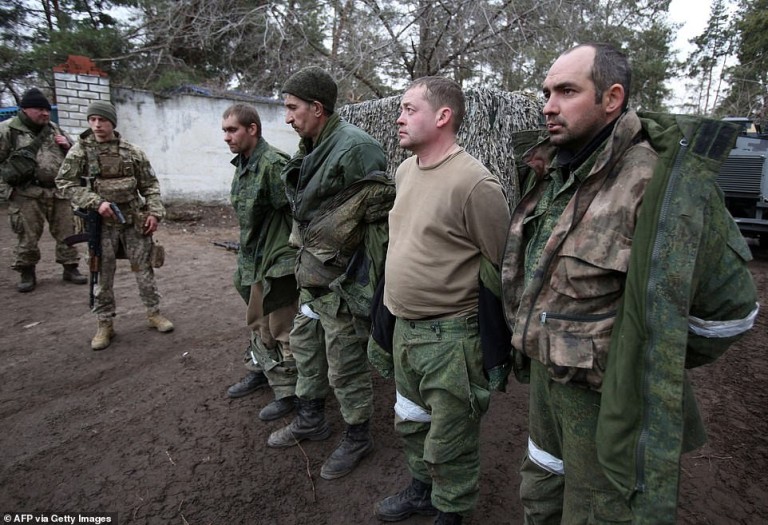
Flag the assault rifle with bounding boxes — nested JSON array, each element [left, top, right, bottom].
[[212, 240, 240, 253], [65, 203, 126, 308]]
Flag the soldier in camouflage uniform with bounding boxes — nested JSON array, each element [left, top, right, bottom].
[[501, 43, 758, 524], [56, 101, 174, 351], [0, 88, 87, 292], [221, 103, 299, 421], [267, 67, 392, 481]]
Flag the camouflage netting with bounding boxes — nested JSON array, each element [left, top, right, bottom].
[[339, 88, 544, 205]]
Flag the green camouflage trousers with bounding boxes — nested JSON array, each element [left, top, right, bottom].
[[393, 314, 490, 516], [8, 190, 79, 269], [234, 273, 298, 400], [520, 360, 633, 524], [95, 223, 160, 320], [290, 291, 373, 424]]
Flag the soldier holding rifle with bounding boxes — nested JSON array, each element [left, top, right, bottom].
[[57, 101, 174, 351]]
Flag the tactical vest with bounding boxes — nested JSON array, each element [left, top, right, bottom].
[[87, 143, 138, 204]]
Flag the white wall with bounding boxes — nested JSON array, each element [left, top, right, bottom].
[[111, 87, 299, 203]]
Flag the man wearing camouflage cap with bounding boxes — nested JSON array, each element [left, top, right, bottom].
[[267, 66, 394, 482], [56, 101, 174, 351], [0, 87, 87, 292]]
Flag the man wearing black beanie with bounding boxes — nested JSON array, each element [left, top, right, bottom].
[[266, 66, 393, 482], [0, 87, 87, 292]]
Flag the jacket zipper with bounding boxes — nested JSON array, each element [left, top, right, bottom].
[[635, 137, 688, 494], [539, 310, 616, 324]]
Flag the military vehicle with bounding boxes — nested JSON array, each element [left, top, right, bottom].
[[716, 117, 768, 244]]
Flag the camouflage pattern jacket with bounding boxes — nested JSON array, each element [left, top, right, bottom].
[[0, 115, 71, 198], [230, 138, 296, 310], [56, 130, 165, 224], [502, 110, 758, 523]]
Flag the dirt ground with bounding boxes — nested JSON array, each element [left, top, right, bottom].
[[0, 201, 766, 525]]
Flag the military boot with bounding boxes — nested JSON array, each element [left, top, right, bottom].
[[320, 419, 374, 480], [434, 512, 463, 525], [267, 398, 332, 448], [91, 320, 115, 351], [17, 266, 36, 293], [62, 264, 87, 284], [374, 477, 437, 522], [147, 311, 174, 333]]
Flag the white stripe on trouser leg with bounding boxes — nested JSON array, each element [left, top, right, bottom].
[[688, 302, 760, 338], [528, 437, 565, 475], [394, 391, 431, 422]]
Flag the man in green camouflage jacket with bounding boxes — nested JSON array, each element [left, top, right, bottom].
[[501, 43, 758, 524], [267, 66, 392, 482], [0, 87, 87, 292], [56, 101, 174, 351], [221, 103, 299, 422]]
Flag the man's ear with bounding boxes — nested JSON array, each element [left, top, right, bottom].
[[311, 101, 325, 117], [435, 106, 453, 129], [604, 83, 625, 114]]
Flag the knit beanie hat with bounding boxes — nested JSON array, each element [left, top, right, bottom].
[[282, 66, 338, 114], [20, 88, 52, 110], [87, 101, 118, 127]]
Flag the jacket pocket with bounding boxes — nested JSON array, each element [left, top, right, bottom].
[[539, 312, 615, 388], [550, 227, 631, 299]]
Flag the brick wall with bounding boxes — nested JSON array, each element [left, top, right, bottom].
[[52, 56, 110, 137]]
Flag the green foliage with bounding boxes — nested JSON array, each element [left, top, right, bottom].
[[716, 0, 767, 125]]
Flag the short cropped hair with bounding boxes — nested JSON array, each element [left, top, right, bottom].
[[406, 76, 466, 133], [222, 103, 262, 138], [568, 43, 632, 110]]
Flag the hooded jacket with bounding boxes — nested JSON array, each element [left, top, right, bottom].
[[282, 112, 390, 317], [502, 110, 758, 523]]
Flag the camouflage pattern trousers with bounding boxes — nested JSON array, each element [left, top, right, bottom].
[[94, 222, 160, 321], [392, 314, 490, 516], [520, 359, 633, 524], [290, 291, 373, 424], [8, 189, 79, 269], [235, 275, 298, 401]]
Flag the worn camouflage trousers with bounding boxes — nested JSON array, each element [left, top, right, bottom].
[[393, 314, 490, 516], [234, 275, 298, 400], [290, 291, 373, 424], [94, 223, 160, 320], [8, 190, 79, 269], [520, 360, 633, 524]]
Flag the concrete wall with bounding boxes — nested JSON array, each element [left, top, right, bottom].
[[50, 56, 299, 204], [110, 87, 299, 203]]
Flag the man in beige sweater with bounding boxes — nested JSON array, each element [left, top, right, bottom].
[[374, 77, 511, 525]]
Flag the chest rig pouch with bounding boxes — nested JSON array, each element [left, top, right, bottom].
[[93, 150, 137, 204]]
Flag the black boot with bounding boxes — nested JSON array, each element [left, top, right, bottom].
[[374, 477, 437, 522], [258, 395, 297, 421], [17, 266, 36, 293], [62, 264, 87, 284], [227, 370, 268, 398], [320, 420, 374, 480], [434, 511, 463, 525], [267, 398, 331, 448]]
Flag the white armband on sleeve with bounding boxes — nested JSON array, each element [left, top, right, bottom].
[[688, 302, 760, 338]]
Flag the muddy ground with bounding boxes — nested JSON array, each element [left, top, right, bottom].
[[0, 202, 766, 524]]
